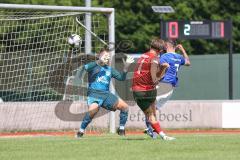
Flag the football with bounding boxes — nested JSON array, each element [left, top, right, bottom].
[[67, 34, 82, 48]]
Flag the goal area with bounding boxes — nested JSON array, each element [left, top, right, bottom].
[[0, 3, 116, 133]]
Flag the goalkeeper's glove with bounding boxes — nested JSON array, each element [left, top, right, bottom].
[[123, 54, 134, 72]]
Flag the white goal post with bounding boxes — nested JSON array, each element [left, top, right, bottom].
[[0, 3, 116, 133]]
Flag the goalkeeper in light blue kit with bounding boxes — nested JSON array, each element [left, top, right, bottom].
[[145, 39, 191, 138], [76, 48, 134, 138]]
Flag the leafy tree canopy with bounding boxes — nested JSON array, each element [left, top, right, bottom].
[[1, 0, 239, 54]]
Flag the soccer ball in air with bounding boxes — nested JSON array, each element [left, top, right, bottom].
[[68, 34, 82, 48]]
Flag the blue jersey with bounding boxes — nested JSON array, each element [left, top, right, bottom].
[[159, 53, 185, 86], [84, 62, 127, 91]]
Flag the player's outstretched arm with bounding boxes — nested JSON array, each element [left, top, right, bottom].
[[151, 58, 168, 85], [111, 54, 134, 81], [71, 62, 97, 87], [75, 66, 85, 80], [122, 54, 134, 72], [111, 68, 127, 81], [157, 63, 169, 78], [176, 44, 191, 66], [68, 66, 85, 87], [84, 61, 98, 72]]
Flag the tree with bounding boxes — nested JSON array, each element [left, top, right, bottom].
[[1, 0, 239, 54]]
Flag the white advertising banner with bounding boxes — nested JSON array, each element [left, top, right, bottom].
[[222, 102, 240, 128], [120, 101, 222, 129], [0, 100, 240, 131]]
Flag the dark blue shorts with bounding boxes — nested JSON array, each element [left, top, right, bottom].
[[87, 89, 118, 111]]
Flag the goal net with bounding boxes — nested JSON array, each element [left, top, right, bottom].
[[0, 4, 114, 133]]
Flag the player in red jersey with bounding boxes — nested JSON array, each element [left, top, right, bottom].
[[132, 38, 175, 140]]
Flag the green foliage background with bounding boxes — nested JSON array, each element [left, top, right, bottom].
[[1, 0, 240, 54]]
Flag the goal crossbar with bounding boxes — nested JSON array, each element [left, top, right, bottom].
[[0, 3, 114, 13]]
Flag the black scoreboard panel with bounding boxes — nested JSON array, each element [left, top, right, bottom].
[[162, 20, 232, 39]]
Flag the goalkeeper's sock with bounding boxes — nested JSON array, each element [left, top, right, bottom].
[[150, 122, 162, 134], [80, 112, 92, 132], [119, 109, 128, 130]]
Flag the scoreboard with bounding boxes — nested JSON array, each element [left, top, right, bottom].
[[161, 20, 232, 39]]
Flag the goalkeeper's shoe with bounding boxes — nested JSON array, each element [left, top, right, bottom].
[[75, 131, 84, 138], [161, 135, 176, 141], [117, 128, 126, 136]]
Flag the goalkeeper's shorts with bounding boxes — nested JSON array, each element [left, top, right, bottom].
[[87, 89, 118, 111]]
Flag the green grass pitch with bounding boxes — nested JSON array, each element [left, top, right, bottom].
[[0, 134, 240, 160]]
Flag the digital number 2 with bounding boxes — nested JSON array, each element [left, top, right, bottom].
[[184, 24, 191, 36]]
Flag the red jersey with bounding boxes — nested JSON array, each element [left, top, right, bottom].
[[132, 52, 158, 91]]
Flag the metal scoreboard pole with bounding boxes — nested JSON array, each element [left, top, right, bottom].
[[229, 19, 233, 99], [160, 15, 163, 39]]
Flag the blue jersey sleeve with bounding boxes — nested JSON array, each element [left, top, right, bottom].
[[84, 62, 97, 72], [111, 68, 127, 81]]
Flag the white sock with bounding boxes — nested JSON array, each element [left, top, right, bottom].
[[159, 131, 166, 137], [79, 128, 85, 133], [119, 126, 125, 130]]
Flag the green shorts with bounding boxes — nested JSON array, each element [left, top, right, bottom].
[[133, 89, 157, 111]]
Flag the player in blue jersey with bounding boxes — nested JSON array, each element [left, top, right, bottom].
[[145, 39, 190, 138], [76, 48, 134, 138]]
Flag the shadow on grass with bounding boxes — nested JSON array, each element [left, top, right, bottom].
[[121, 137, 148, 141]]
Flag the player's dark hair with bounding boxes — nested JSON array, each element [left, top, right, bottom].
[[165, 39, 177, 48], [150, 38, 165, 51]]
